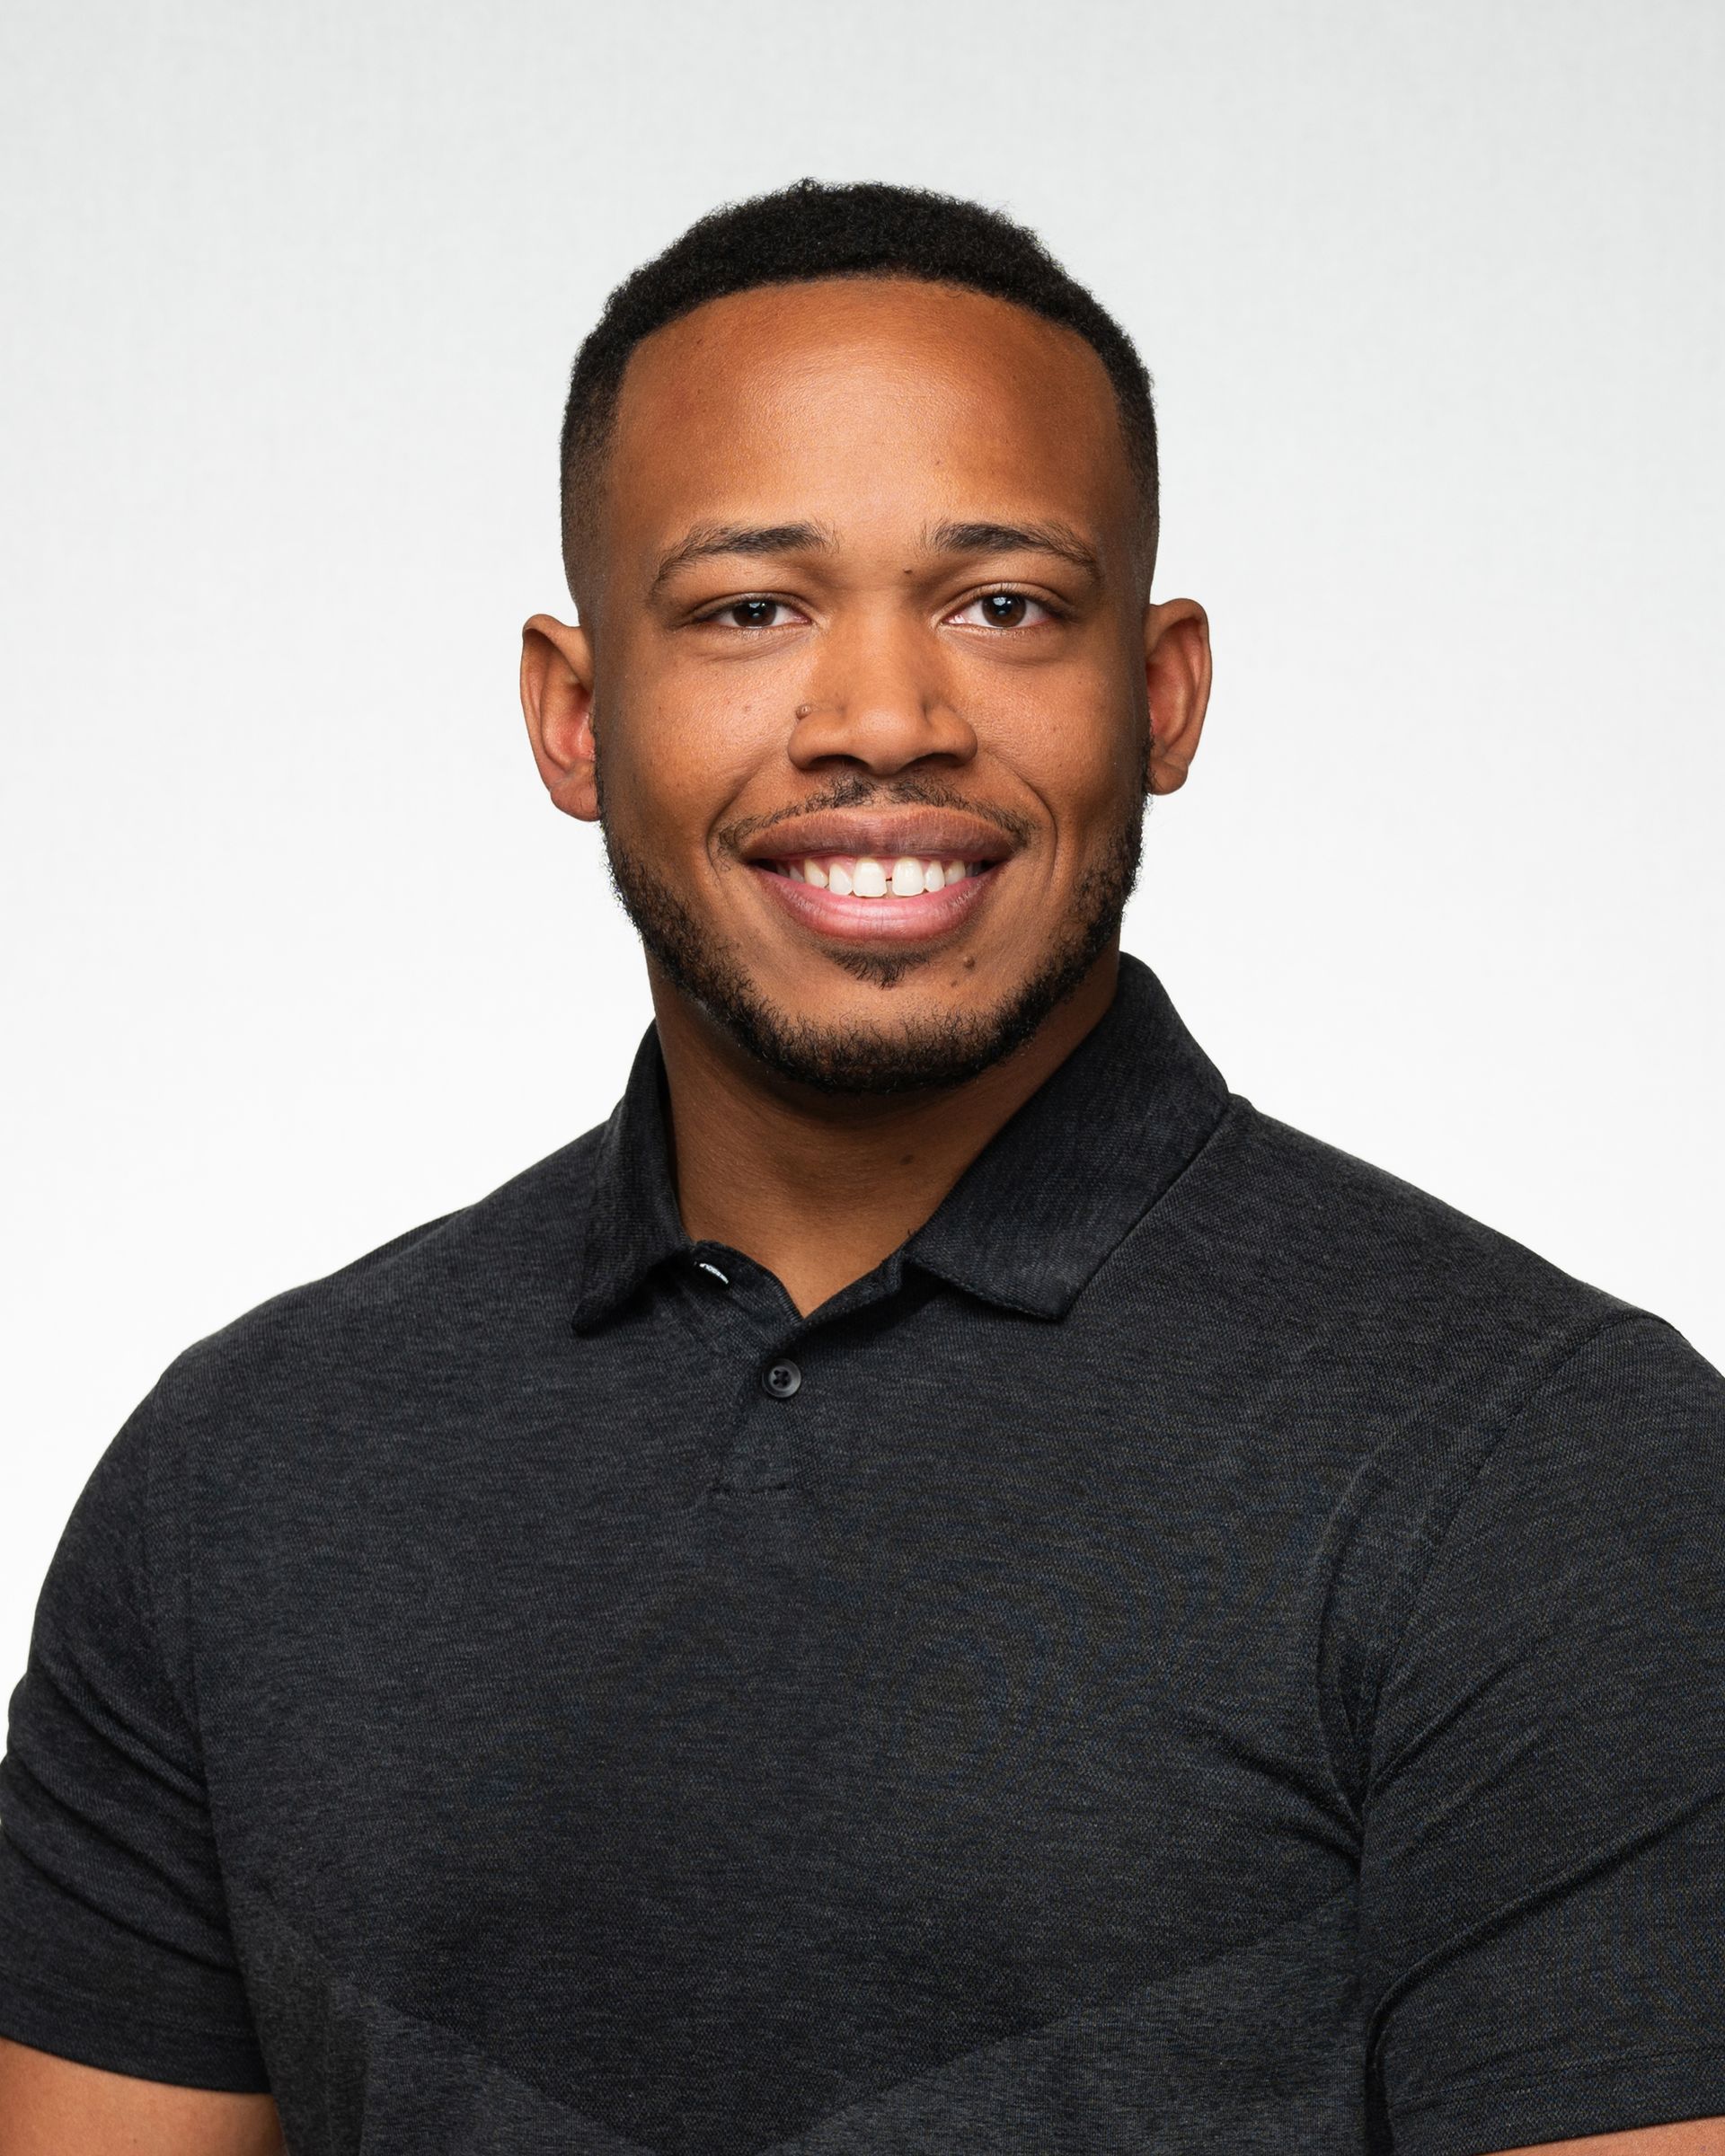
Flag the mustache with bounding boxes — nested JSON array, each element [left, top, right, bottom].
[[717, 773, 1038, 858]]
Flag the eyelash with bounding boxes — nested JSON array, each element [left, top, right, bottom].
[[949, 590, 1064, 630], [692, 589, 1065, 631]]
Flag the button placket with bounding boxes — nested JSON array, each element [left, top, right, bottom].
[[707, 1331, 817, 1499], [669, 1254, 813, 1498]]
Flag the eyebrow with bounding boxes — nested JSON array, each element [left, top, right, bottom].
[[646, 513, 1102, 599], [649, 521, 834, 596], [925, 519, 1101, 575]]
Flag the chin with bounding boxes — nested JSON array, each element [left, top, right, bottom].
[[606, 824, 1137, 1096]]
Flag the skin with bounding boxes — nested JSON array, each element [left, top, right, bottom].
[[523, 277, 1209, 1314], [0, 2037, 283, 2152], [4, 277, 1713, 2152], [0, 2036, 1715, 2156]]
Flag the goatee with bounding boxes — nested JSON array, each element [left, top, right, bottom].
[[597, 771, 1148, 1097]]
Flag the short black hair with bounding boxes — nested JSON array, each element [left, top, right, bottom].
[[559, 178, 1159, 596]]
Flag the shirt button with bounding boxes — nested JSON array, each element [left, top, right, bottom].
[[761, 1358, 802, 1400]]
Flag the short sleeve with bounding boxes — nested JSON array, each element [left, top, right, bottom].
[[1364, 1315, 1725, 2155], [0, 1384, 268, 2088]]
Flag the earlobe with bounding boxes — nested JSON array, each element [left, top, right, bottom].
[[519, 613, 599, 823], [1143, 597, 1213, 797]]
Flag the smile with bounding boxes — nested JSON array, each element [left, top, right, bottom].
[[750, 853, 999, 942], [738, 807, 1017, 945]]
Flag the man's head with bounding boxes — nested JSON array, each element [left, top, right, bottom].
[[521, 181, 1210, 1094], [558, 180, 1163, 608]]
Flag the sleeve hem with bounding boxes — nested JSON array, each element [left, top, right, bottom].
[[1391, 2046, 1725, 2156], [0, 1968, 270, 2093]]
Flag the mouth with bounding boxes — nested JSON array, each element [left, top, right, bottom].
[[739, 811, 1015, 947]]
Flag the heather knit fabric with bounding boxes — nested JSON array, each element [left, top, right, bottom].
[[4, 957, 1722, 2154]]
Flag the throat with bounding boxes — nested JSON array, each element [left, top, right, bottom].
[[652, 950, 1120, 1318], [673, 1091, 973, 1317]]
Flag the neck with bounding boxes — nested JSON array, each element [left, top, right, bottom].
[[652, 950, 1120, 1316]]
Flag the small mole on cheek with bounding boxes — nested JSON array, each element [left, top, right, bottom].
[[898, 1153, 915, 1167], [962, 954, 977, 969]]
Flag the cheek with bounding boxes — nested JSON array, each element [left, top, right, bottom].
[[983, 671, 1143, 831], [600, 679, 783, 850], [1064, 665, 1150, 815]]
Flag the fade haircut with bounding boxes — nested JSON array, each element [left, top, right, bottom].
[[559, 178, 1159, 600]]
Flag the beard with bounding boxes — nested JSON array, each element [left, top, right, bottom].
[[597, 764, 1149, 1097]]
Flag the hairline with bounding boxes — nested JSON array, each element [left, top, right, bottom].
[[562, 269, 1159, 614]]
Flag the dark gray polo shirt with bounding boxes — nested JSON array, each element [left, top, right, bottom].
[[3, 956, 1722, 2155]]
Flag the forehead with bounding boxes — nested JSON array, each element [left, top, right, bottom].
[[602, 278, 1136, 566]]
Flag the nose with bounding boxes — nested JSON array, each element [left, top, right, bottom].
[[788, 614, 978, 776]]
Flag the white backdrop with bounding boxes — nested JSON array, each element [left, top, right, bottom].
[[2, 0, 1721, 1678]]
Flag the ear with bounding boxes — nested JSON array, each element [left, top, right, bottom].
[[1142, 597, 1213, 797], [520, 614, 599, 822]]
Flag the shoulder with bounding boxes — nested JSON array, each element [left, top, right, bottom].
[[144, 1124, 608, 1456], [1146, 1095, 1724, 1553], [1211, 1100, 1724, 1578], [1186, 1109, 1725, 1816], [1173, 1095, 1643, 1368]]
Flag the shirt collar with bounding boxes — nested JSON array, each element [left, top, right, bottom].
[[571, 1026, 690, 1333], [902, 953, 1231, 1318], [571, 952, 1232, 1332]]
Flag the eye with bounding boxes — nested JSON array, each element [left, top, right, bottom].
[[699, 596, 804, 630], [947, 590, 1059, 630]]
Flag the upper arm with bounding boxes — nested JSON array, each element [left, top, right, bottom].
[[1362, 1317, 1725, 2152], [1485, 2125, 1725, 2154], [0, 2036, 282, 2156], [0, 1388, 269, 2094]]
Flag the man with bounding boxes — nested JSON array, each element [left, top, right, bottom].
[[0, 180, 1720, 2156]]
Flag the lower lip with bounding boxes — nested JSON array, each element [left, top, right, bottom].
[[749, 862, 1000, 943]]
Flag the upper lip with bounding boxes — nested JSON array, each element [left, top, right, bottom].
[[739, 808, 1018, 865]]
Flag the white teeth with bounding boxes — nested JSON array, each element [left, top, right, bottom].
[[786, 853, 988, 896]]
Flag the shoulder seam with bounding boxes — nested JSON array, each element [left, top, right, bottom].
[[1115, 1089, 1246, 1246], [1362, 1308, 1674, 1780], [137, 1383, 201, 1741]]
